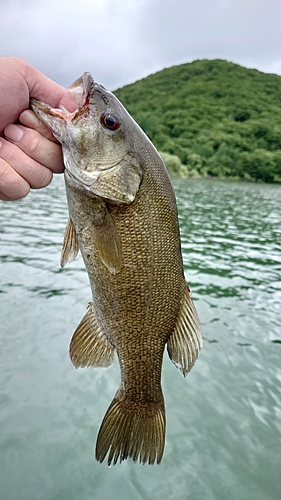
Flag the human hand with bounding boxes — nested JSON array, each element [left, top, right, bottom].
[[0, 57, 76, 201]]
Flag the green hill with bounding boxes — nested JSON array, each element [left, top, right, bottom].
[[114, 59, 281, 182]]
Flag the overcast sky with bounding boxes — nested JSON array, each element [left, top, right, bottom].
[[1, 0, 281, 90]]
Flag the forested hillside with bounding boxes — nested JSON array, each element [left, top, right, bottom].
[[114, 59, 281, 182]]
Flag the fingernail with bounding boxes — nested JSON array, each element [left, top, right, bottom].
[[4, 124, 24, 143]]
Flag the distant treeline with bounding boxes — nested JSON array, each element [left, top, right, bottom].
[[114, 59, 281, 182]]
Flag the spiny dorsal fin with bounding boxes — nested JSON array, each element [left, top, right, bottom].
[[92, 205, 123, 275], [167, 282, 203, 376], [60, 217, 79, 268], [69, 303, 116, 368]]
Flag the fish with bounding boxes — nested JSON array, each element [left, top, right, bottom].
[[31, 72, 203, 466]]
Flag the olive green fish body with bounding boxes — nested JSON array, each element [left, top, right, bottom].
[[31, 73, 202, 465]]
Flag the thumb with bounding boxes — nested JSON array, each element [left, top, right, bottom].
[[24, 63, 77, 112]]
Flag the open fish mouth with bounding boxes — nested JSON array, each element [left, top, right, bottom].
[[67, 72, 95, 108], [31, 72, 95, 121]]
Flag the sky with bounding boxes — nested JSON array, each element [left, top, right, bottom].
[[1, 0, 281, 91]]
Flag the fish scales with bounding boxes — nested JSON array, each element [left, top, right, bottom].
[[31, 72, 203, 466], [65, 160, 180, 402]]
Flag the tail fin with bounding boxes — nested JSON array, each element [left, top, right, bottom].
[[95, 394, 166, 466]]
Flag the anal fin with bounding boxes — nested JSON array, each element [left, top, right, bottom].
[[167, 281, 203, 376], [69, 303, 116, 368], [60, 217, 79, 268]]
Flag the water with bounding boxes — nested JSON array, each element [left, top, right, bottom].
[[0, 176, 280, 500]]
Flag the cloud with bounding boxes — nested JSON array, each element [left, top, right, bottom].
[[134, 0, 281, 74], [1, 0, 281, 90]]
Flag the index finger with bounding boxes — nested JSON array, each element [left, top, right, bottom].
[[19, 110, 58, 143]]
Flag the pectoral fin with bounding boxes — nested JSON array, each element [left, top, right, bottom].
[[91, 205, 123, 274], [70, 302, 116, 368], [60, 217, 79, 268], [167, 282, 203, 376]]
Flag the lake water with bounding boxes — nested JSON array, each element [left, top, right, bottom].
[[0, 176, 280, 500]]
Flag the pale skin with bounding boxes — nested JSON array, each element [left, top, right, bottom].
[[0, 57, 76, 201]]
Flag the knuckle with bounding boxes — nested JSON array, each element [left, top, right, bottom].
[[29, 166, 53, 189], [0, 160, 10, 182], [28, 134, 42, 156], [0, 159, 30, 200], [13, 184, 30, 200]]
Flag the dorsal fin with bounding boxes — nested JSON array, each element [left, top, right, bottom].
[[167, 282, 203, 376], [60, 217, 79, 268]]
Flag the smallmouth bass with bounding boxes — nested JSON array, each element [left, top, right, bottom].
[[31, 73, 203, 465]]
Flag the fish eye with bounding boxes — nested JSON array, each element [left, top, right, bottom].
[[101, 113, 120, 131]]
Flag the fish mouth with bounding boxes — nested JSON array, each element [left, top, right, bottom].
[[31, 72, 95, 121], [68, 72, 93, 109]]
